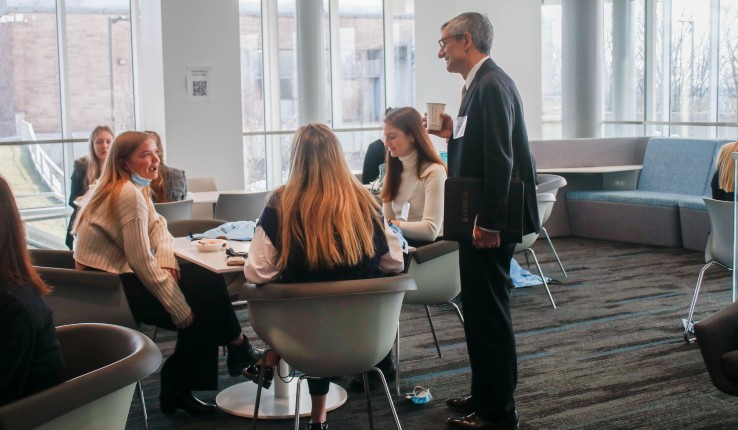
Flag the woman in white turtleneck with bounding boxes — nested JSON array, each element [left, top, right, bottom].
[[380, 107, 448, 246]]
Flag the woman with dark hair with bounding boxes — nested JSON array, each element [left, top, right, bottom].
[[145, 131, 188, 203], [0, 175, 65, 406], [381, 107, 448, 246], [73, 131, 263, 416], [245, 123, 404, 430], [65, 125, 114, 249]]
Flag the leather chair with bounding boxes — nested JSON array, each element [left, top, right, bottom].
[[0, 323, 162, 430], [514, 193, 557, 308], [399, 240, 463, 394], [694, 300, 738, 396], [243, 274, 416, 430], [536, 173, 568, 277], [214, 191, 269, 222], [154, 199, 194, 222], [684, 198, 734, 343]]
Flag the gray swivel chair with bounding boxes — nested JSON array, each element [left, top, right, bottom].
[[684, 198, 734, 343], [154, 199, 194, 222], [166, 218, 228, 238], [186, 176, 218, 192], [398, 240, 463, 394], [214, 191, 269, 222], [30, 250, 151, 429], [536, 173, 568, 277], [0, 323, 162, 430], [514, 193, 557, 308], [694, 300, 738, 396], [244, 274, 416, 430]]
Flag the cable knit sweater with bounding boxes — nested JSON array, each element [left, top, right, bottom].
[[382, 151, 447, 242], [73, 181, 190, 323]]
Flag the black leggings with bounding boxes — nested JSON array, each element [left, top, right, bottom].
[[119, 263, 243, 392]]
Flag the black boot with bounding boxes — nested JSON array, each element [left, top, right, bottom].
[[306, 421, 328, 430], [160, 390, 218, 415], [349, 352, 395, 392], [226, 336, 264, 377]]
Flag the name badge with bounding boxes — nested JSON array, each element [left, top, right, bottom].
[[399, 201, 411, 221], [454, 116, 468, 139]]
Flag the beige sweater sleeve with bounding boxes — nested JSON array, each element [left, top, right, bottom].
[[399, 163, 447, 242], [118, 186, 191, 323]]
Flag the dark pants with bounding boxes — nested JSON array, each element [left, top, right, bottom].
[[458, 241, 517, 422], [120, 263, 243, 393]]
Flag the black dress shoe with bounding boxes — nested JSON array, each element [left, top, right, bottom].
[[227, 338, 264, 377], [160, 390, 218, 415], [446, 413, 519, 430], [306, 421, 328, 430], [243, 364, 274, 389], [446, 395, 480, 414]]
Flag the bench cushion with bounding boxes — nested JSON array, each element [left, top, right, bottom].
[[638, 138, 717, 195], [567, 190, 687, 207]]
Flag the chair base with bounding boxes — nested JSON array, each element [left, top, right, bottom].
[[215, 380, 346, 419]]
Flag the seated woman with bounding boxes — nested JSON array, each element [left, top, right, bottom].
[[145, 131, 188, 203], [0, 175, 65, 406], [381, 107, 448, 247], [711, 140, 738, 201], [73, 131, 262, 416], [65, 125, 114, 249], [244, 123, 404, 430]]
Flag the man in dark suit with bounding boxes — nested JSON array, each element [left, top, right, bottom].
[[426, 12, 539, 430]]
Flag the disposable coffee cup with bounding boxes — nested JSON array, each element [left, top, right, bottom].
[[426, 102, 446, 131]]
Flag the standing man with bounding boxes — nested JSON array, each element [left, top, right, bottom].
[[427, 12, 539, 430]]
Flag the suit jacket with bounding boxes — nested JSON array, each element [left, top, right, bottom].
[[447, 58, 539, 239]]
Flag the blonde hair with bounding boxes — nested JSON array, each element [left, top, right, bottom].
[[76, 131, 154, 225], [717, 141, 738, 193], [275, 123, 381, 270], [86, 125, 114, 185]]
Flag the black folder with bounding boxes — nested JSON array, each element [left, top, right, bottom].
[[443, 177, 524, 243]]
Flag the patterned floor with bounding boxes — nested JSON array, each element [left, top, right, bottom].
[[126, 237, 737, 429]]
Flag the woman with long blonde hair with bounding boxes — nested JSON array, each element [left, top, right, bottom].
[[712, 140, 738, 201], [74, 131, 265, 416], [245, 123, 404, 429], [65, 125, 114, 249]]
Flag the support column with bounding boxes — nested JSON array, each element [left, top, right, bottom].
[[562, 0, 603, 138], [296, 0, 327, 125]]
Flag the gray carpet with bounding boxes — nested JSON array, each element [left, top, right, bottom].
[[125, 237, 737, 429]]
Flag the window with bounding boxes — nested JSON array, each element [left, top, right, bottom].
[[541, 0, 562, 139]]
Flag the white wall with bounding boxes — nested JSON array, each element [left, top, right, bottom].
[[414, 0, 542, 141], [139, 0, 245, 189]]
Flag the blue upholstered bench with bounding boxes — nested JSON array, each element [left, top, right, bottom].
[[566, 138, 721, 250]]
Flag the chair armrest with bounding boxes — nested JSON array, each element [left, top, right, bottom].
[[36, 267, 121, 290], [242, 273, 417, 301], [412, 240, 460, 264], [694, 301, 738, 395]]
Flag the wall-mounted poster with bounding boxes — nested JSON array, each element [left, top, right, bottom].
[[186, 66, 213, 102]]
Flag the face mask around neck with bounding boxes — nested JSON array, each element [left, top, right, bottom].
[[126, 164, 151, 187]]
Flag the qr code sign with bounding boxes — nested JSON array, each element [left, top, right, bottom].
[[193, 81, 207, 97]]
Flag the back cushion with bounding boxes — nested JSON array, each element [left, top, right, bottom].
[[638, 138, 718, 195]]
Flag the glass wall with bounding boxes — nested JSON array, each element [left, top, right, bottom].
[[0, 0, 135, 248], [238, 0, 414, 189], [541, 0, 562, 139]]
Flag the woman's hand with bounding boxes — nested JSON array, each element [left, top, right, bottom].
[[163, 267, 180, 282], [175, 311, 194, 330], [388, 219, 401, 228]]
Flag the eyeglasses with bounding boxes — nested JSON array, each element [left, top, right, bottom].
[[438, 33, 464, 49]]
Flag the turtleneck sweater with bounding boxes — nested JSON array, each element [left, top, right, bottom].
[[382, 150, 447, 242]]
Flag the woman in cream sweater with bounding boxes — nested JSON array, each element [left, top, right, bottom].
[[73, 131, 263, 416], [381, 106, 448, 246]]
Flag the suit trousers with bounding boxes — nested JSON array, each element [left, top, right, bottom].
[[458, 241, 517, 421], [120, 263, 243, 393]]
